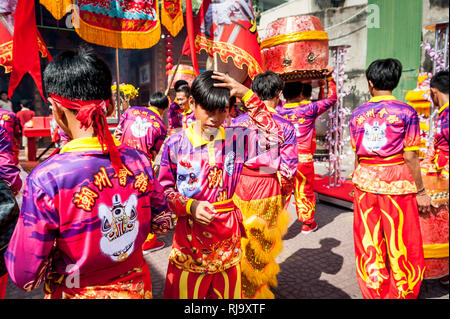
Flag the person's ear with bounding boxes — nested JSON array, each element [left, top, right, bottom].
[[188, 96, 195, 111], [49, 97, 72, 139]]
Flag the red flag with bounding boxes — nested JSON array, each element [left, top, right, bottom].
[[0, 12, 51, 74], [8, 0, 46, 100], [182, 0, 263, 79]]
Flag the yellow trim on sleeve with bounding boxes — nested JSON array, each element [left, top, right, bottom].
[[186, 198, 194, 216], [423, 243, 449, 259], [404, 146, 420, 152], [241, 90, 254, 103]]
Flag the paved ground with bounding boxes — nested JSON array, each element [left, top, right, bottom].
[[3, 150, 449, 299]]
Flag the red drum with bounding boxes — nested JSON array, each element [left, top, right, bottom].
[[420, 174, 449, 279], [260, 15, 329, 76], [167, 64, 196, 88]]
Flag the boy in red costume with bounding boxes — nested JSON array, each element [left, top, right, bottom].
[[158, 71, 284, 299], [349, 58, 432, 299], [276, 68, 336, 233]]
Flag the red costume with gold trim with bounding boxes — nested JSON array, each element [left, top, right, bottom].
[[349, 95, 425, 299], [276, 77, 337, 225], [158, 90, 284, 299]]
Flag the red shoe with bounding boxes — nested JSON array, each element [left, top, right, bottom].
[[302, 221, 318, 234], [142, 238, 165, 253]]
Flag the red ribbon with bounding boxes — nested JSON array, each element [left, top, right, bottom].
[[50, 94, 123, 174]]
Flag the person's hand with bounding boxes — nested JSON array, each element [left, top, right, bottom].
[[211, 72, 249, 99], [416, 190, 435, 214], [324, 66, 334, 77], [190, 200, 216, 226]]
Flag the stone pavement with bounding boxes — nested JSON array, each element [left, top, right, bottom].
[[4, 196, 449, 299]]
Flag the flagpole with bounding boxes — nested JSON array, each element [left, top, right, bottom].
[[115, 47, 121, 123], [165, 53, 183, 95]]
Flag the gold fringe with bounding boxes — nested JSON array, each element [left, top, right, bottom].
[[72, 6, 161, 49], [243, 282, 275, 299], [39, 0, 74, 21], [236, 192, 291, 299], [161, 6, 184, 37], [241, 256, 280, 288]]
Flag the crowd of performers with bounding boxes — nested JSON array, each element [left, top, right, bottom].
[[0, 47, 448, 299]]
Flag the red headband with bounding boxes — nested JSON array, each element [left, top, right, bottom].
[[50, 94, 123, 174]]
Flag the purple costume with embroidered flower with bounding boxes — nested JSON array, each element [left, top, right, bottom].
[[114, 106, 167, 160], [5, 138, 171, 297], [350, 96, 421, 194]]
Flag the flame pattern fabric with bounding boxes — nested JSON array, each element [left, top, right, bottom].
[[353, 188, 425, 299]]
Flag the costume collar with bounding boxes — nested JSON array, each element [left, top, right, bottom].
[[60, 136, 121, 153], [284, 101, 312, 108], [185, 122, 225, 148], [148, 106, 161, 117], [438, 101, 449, 114], [369, 95, 397, 103], [266, 105, 277, 113], [183, 108, 193, 115]]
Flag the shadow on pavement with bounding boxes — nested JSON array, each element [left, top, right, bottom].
[[283, 199, 350, 241], [274, 237, 351, 299]]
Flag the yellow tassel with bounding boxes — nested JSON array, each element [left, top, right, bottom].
[[243, 284, 275, 299], [240, 257, 280, 288], [161, 5, 184, 37], [40, 0, 74, 21]]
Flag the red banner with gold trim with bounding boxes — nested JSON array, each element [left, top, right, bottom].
[[0, 18, 51, 74], [161, 0, 183, 37], [182, 0, 263, 79]]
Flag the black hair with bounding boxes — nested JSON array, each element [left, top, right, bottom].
[[282, 81, 303, 100], [251, 71, 284, 100], [149, 92, 169, 110], [190, 70, 230, 112], [19, 99, 31, 108], [430, 70, 449, 94], [366, 58, 402, 91], [174, 80, 189, 91], [175, 84, 191, 97], [302, 83, 312, 98], [44, 46, 112, 101], [0, 91, 7, 95]]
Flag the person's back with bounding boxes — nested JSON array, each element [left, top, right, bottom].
[[114, 92, 168, 161], [349, 58, 431, 299], [16, 100, 35, 129], [276, 73, 336, 155], [5, 47, 171, 299]]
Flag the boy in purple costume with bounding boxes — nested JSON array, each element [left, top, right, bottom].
[[5, 47, 171, 299]]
